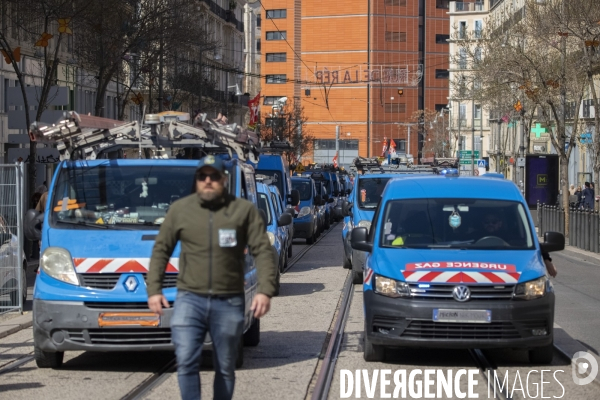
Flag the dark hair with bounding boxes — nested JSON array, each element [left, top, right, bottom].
[[585, 182, 590, 187]]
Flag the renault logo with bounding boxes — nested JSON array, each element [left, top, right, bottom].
[[452, 285, 471, 302], [124, 276, 139, 292]]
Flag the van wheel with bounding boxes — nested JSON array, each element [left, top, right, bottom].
[[324, 217, 330, 229], [364, 330, 384, 362], [235, 336, 244, 368], [306, 235, 314, 245], [352, 270, 363, 284], [243, 318, 260, 347], [287, 244, 292, 258], [34, 345, 64, 369], [528, 343, 554, 364]]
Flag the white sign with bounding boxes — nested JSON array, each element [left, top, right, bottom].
[[517, 157, 526, 167], [459, 170, 472, 176]]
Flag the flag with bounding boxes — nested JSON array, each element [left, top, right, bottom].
[[389, 139, 397, 155], [381, 137, 388, 156], [248, 92, 261, 130], [333, 152, 338, 168]]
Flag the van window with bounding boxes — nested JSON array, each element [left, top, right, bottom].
[[358, 177, 391, 209], [292, 180, 313, 201], [245, 171, 257, 204], [379, 198, 534, 250], [256, 169, 283, 195], [257, 193, 273, 226], [50, 165, 196, 228]]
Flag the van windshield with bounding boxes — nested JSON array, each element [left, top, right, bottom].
[[257, 193, 273, 226], [379, 199, 534, 250], [50, 165, 198, 228], [292, 180, 313, 201], [358, 177, 391, 209], [256, 169, 283, 194]]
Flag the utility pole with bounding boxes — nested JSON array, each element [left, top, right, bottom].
[[335, 125, 340, 162], [471, 100, 475, 175], [497, 113, 502, 173]]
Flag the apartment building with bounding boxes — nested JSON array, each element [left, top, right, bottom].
[[260, 0, 450, 165], [448, 0, 491, 174]]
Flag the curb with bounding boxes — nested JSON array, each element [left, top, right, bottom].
[[0, 314, 33, 339], [553, 322, 600, 386]]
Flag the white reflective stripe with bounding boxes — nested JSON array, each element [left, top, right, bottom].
[[102, 259, 131, 272], [464, 271, 493, 283], [497, 272, 519, 283], [75, 258, 100, 272], [403, 271, 431, 282], [168, 259, 179, 270], [430, 271, 458, 283]]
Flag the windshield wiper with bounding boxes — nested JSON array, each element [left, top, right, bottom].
[[55, 220, 135, 230]]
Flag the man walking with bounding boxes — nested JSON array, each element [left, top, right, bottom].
[[147, 155, 277, 400], [582, 182, 595, 210]]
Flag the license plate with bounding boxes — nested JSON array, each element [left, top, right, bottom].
[[433, 309, 491, 323], [98, 312, 160, 327]]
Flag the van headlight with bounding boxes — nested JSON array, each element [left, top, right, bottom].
[[266, 232, 276, 246], [374, 275, 410, 298], [358, 220, 371, 231], [297, 206, 311, 218], [41, 247, 79, 286], [513, 276, 546, 300]]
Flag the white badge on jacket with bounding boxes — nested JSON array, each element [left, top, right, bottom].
[[219, 229, 237, 247]]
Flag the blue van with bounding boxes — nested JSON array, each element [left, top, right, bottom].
[[291, 177, 321, 244], [256, 182, 292, 296], [267, 185, 294, 258], [255, 154, 299, 209], [350, 173, 565, 363], [28, 158, 262, 368]]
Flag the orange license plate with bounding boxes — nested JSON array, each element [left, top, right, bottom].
[[98, 312, 160, 327]]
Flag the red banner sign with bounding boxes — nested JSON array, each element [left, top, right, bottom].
[[405, 262, 517, 272]]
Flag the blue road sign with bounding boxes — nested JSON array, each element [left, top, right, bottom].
[[477, 159, 486, 168]]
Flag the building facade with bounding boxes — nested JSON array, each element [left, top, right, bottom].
[[260, 0, 450, 166]]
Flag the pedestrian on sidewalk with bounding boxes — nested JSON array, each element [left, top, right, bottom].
[[582, 182, 594, 209], [147, 155, 277, 400]]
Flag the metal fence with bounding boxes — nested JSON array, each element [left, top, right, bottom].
[[0, 163, 25, 314], [538, 203, 600, 253]]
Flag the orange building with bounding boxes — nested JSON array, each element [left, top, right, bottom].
[[260, 0, 449, 165]]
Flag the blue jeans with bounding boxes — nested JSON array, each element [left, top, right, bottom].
[[171, 290, 245, 400]]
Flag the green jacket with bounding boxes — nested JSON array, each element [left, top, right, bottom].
[[147, 192, 277, 297]]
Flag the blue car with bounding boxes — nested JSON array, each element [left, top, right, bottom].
[[267, 184, 294, 258], [350, 171, 565, 363], [291, 177, 321, 244], [256, 182, 292, 296]]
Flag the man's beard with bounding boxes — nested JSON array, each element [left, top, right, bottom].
[[198, 187, 223, 202]]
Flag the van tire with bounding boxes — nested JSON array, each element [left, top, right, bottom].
[[324, 219, 330, 230], [352, 270, 363, 285], [306, 235, 314, 245], [364, 331, 384, 362], [343, 256, 352, 270], [243, 318, 260, 347], [528, 343, 554, 364], [34, 346, 64, 369], [287, 244, 292, 258]]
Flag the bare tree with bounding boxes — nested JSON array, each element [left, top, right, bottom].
[[258, 100, 314, 166]]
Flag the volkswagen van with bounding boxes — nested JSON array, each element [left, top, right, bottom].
[[350, 172, 564, 363]]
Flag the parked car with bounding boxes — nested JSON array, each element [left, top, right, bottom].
[[256, 182, 293, 296], [0, 215, 27, 307], [267, 185, 294, 258], [291, 177, 321, 244], [314, 180, 332, 231]]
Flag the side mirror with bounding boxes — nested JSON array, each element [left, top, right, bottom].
[[342, 201, 352, 217], [277, 212, 293, 227], [351, 227, 372, 252], [314, 195, 322, 205], [327, 197, 335, 204], [540, 231, 565, 253], [258, 209, 268, 229], [289, 190, 300, 206], [24, 208, 44, 241]]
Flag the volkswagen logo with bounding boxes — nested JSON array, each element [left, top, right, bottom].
[[123, 276, 139, 292], [452, 285, 471, 302]]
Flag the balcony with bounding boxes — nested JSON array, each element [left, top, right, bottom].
[[200, 0, 244, 33], [452, 1, 484, 12]]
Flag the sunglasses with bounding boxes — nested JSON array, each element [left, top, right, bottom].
[[197, 172, 222, 182]]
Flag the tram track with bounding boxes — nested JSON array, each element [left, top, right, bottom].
[[285, 222, 340, 273]]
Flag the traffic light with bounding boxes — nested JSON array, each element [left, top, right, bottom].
[[397, 88, 404, 96]]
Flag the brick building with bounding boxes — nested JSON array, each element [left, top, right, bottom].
[[260, 0, 449, 165]]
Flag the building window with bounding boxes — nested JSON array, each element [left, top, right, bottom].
[[266, 74, 287, 84], [266, 31, 286, 40], [583, 99, 593, 118], [384, 103, 406, 113], [435, 69, 449, 79], [459, 49, 467, 69], [385, 0, 407, 5], [474, 20, 483, 39], [459, 104, 467, 126], [266, 9, 286, 19], [436, 0, 450, 9], [266, 53, 287, 62], [397, 139, 407, 153], [436, 34, 450, 44], [474, 48, 482, 65], [459, 21, 467, 39], [257, 14, 261, 27], [385, 32, 407, 42], [474, 104, 482, 119], [264, 96, 284, 105], [257, 39, 261, 52], [435, 104, 447, 112], [314, 139, 359, 150]]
